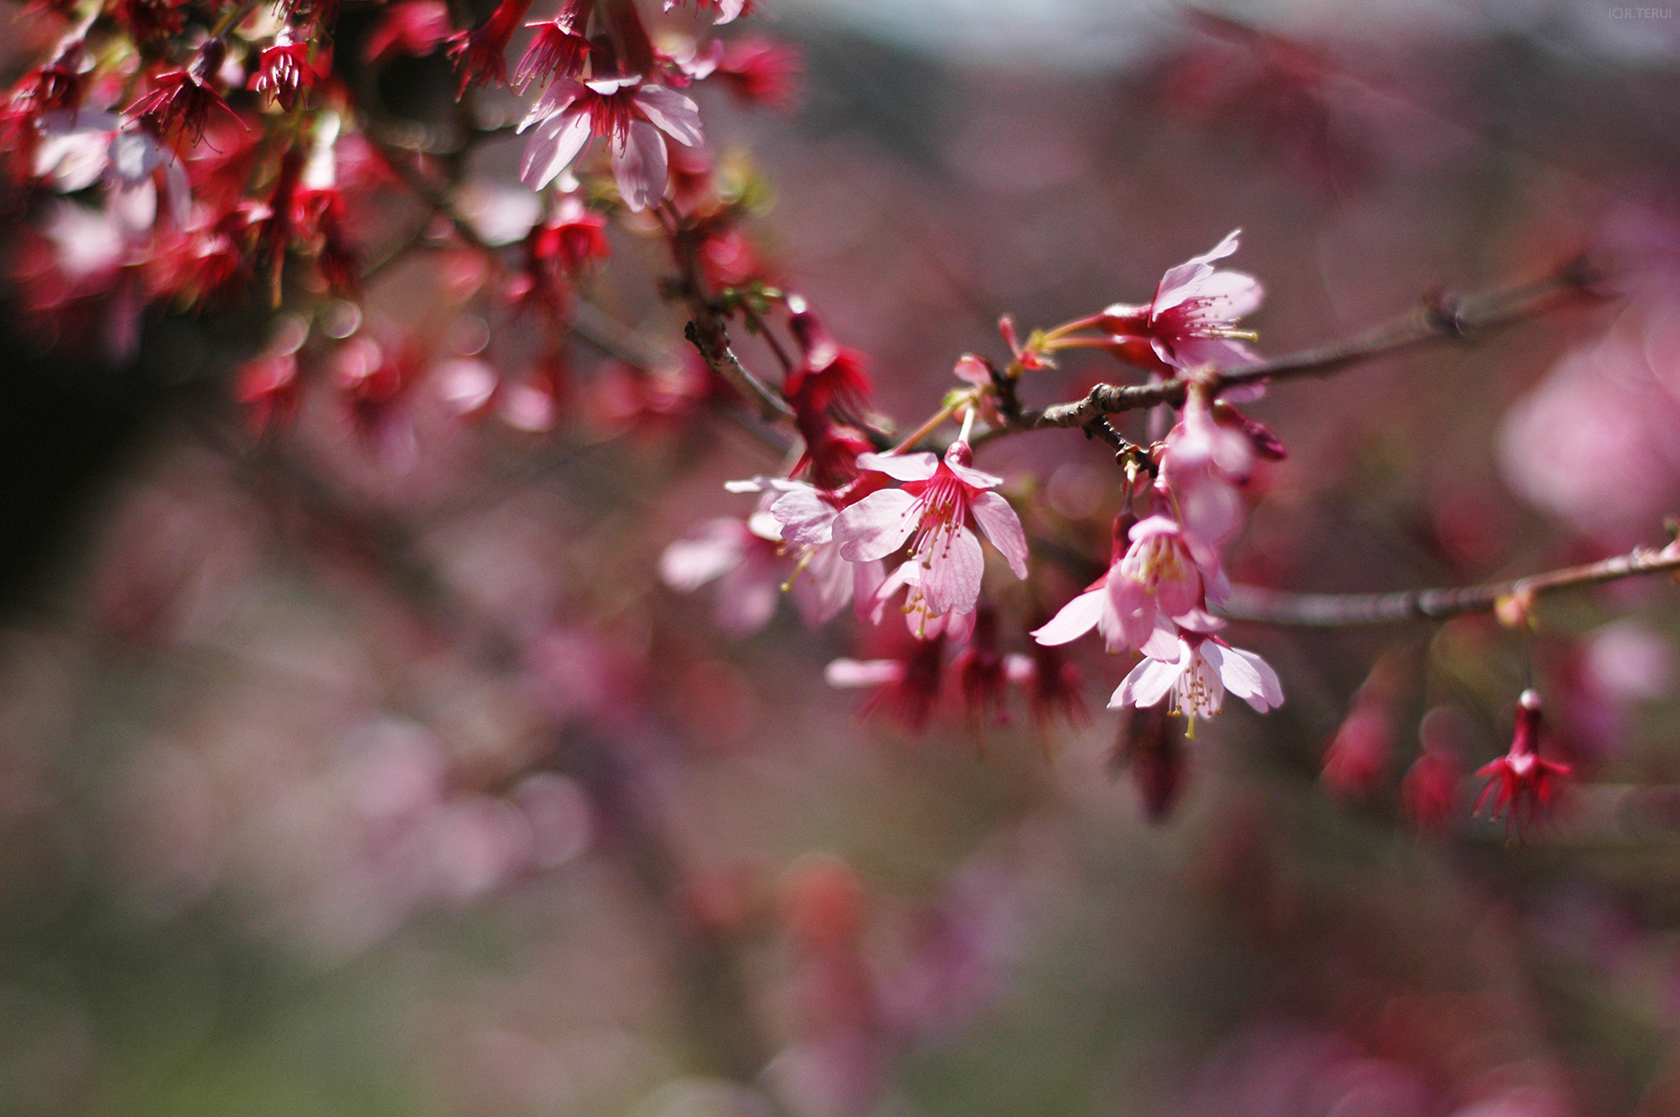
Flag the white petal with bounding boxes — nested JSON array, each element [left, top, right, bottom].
[[612, 121, 668, 212], [520, 111, 594, 190], [634, 86, 704, 147], [825, 658, 904, 688], [659, 520, 745, 590], [1111, 655, 1182, 710], [835, 489, 919, 563], [855, 451, 939, 482], [771, 485, 837, 545], [1031, 588, 1104, 646]]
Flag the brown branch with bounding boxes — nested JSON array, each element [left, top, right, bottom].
[[1010, 258, 1600, 434], [666, 214, 795, 424], [1217, 542, 1680, 627]]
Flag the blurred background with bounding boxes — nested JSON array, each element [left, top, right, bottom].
[[4, 0, 1680, 1114]]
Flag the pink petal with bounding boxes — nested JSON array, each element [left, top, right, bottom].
[[659, 519, 746, 591], [855, 451, 939, 482], [792, 541, 853, 626], [969, 490, 1028, 578], [1153, 229, 1242, 313], [520, 110, 593, 189], [520, 80, 583, 131], [1109, 576, 1157, 652], [1031, 589, 1104, 646], [826, 658, 905, 688], [715, 562, 779, 635], [634, 86, 704, 147], [851, 558, 886, 623], [835, 489, 919, 562], [771, 486, 837, 545], [919, 526, 984, 616], [611, 120, 668, 212]]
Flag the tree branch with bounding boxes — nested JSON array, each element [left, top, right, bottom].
[[666, 216, 795, 424], [1217, 542, 1680, 627], [1011, 258, 1600, 434]]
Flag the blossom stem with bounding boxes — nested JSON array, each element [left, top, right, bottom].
[[209, 0, 262, 38], [889, 398, 961, 455], [1216, 542, 1680, 627]]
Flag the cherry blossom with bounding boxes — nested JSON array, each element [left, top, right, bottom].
[[1110, 634, 1283, 736], [250, 31, 318, 111], [1158, 386, 1256, 546], [518, 77, 703, 211], [513, 3, 592, 93], [660, 512, 785, 635], [447, 0, 534, 94], [1474, 689, 1572, 839], [1096, 229, 1264, 372], [126, 38, 239, 147], [833, 421, 1029, 639]]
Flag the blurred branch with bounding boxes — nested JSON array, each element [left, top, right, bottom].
[[664, 211, 796, 424], [1007, 258, 1600, 434], [1218, 541, 1680, 627], [356, 121, 670, 372]]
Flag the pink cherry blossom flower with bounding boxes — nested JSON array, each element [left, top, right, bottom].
[[1110, 634, 1283, 736], [1109, 513, 1229, 648], [1096, 229, 1264, 371], [833, 432, 1028, 639], [1159, 387, 1256, 546], [735, 476, 884, 626], [1475, 689, 1572, 839], [518, 76, 703, 211], [660, 512, 784, 635]]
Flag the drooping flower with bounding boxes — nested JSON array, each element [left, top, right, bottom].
[[250, 32, 318, 112], [826, 633, 948, 733], [446, 0, 534, 94], [518, 77, 703, 211], [834, 432, 1029, 639], [784, 296, 874, 488], [1475, 689, 1572, 839], [512, 3, 592, 93], [127, 38, 241, 147], [1158, 385, 1256, 546], [1110, 634, 1283, 736], [1108, 512, 1229, 648], [1096, 229, 1264, 373]]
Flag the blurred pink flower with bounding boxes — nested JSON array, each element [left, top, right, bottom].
[[660, 513, 784, 635], [1475, 690, 1572, 839], [1160, 388, 1255, 546], [518, 77, 703, 211], [1499, 302, 1680, 544]]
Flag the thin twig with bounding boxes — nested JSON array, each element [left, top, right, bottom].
[[1217, 543, 1680, 627], [1012, 259, 1599, 433], [665, 213, 795, 423]]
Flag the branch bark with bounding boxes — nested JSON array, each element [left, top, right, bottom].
[[1217, 542, 1680, 627]]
